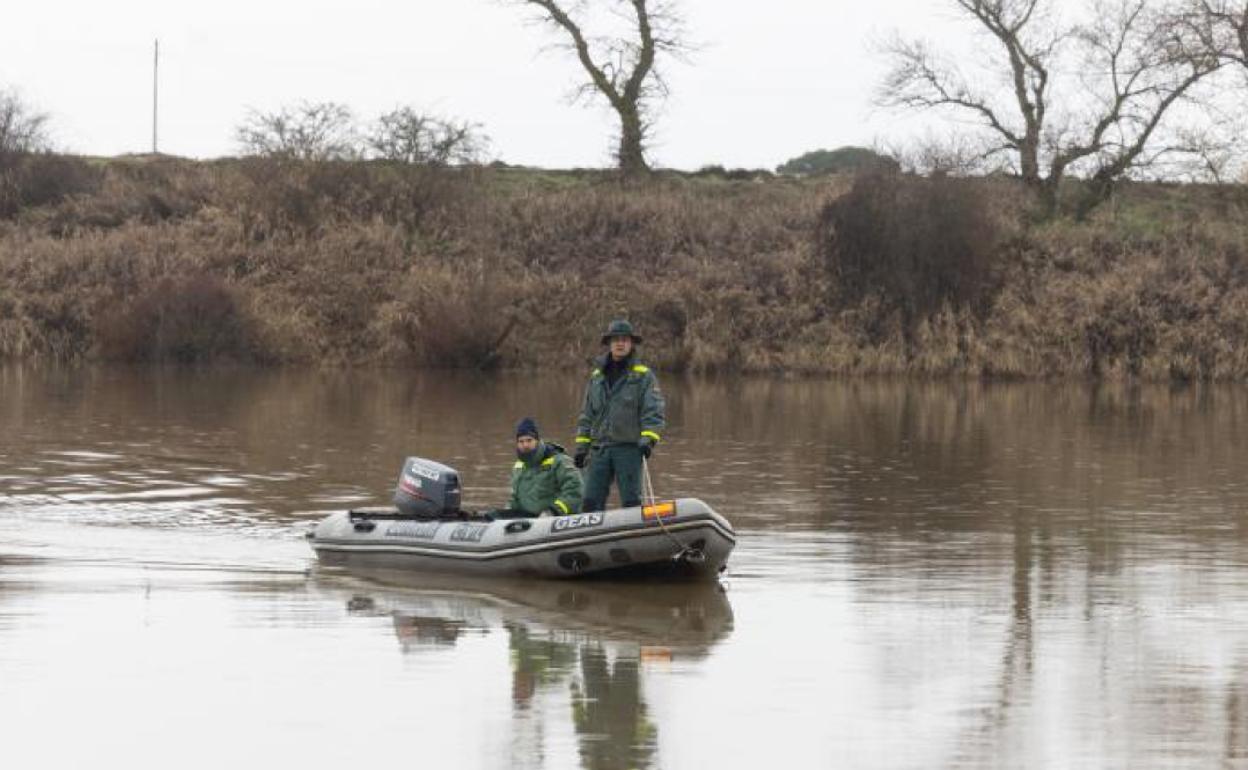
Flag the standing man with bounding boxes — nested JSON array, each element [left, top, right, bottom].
[[507, 417, 582, 517], [574, 320, 665, 512]]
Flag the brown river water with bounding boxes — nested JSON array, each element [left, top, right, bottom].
[[1, 365, 1246, 769]]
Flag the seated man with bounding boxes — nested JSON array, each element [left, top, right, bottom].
[[504, 417, 583, 517]]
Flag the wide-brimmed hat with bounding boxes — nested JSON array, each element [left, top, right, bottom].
[[600, 319, 643, 345]]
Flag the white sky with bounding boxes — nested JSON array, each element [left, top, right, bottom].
[[0, 0, 965, 170]]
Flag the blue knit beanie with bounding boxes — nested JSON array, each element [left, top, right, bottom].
[[515, 417, 540, 439]]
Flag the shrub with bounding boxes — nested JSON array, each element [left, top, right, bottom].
[[96, 275, 254, 363], [367, 107, 488, 165], [235, 102, 359, 161], [817, 170, 1001, 337], [0, 88, 49, 160], [17, 154, 102, 208], [385, 252, 539, 370], [691, 165, 774, 181], [777, 147, 898, 176], [227, 158, 477, 239], [0, 153, 102, 218]]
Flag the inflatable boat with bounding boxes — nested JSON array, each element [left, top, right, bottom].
[[307, 457, 736, 580]]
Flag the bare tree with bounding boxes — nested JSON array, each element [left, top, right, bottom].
[[880, 0, 1224, 217], [0, 88, 50, 161], [367, 107, 489, 165], [1182, 1, 1248, 67], [236, 101, 359, 161], [1071, 2, 1226, 213], [1178, 2, 1248, 182], [513, 0, 687, 175], [877, 133, 1004, 176], [0, 89, 50, 216]]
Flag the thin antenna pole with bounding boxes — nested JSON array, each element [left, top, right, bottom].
[[152, 39, 159, 154]]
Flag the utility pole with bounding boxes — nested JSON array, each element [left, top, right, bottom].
[[152, 39, 159, 154]]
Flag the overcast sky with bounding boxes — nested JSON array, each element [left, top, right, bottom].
[[0, 0, 966, 170]]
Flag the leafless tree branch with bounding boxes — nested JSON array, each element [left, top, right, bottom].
[[368, 107, 489, 166], [0, 88, 50, 163], [513, 0, 689, 174], [236, 102, 360, 161], [879, 0, 1226, 218]]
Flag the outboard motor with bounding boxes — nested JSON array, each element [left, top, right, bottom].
[[393, 457, 462, 518]]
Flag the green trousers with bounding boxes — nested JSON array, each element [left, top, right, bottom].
[[582, 444, 643, 512]]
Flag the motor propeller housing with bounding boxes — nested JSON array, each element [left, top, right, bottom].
[[393, 457, 462, 518]]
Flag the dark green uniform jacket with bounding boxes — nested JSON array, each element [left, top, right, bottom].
[[508, 442, 583, 515], [575, 356, 666, 448]]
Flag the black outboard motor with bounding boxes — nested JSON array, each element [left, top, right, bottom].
[[393, 457, 462, 518]]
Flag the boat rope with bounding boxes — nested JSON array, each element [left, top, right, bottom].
[[642, 456, 703, 564]]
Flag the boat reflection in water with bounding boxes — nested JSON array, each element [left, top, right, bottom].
[[320, 569, 734, 769]]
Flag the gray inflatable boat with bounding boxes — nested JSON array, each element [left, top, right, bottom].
[[307, 457, 736, 580]]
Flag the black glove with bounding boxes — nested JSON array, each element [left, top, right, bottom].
[[639, 436, 656, 459], [574, 445, 589, 468]]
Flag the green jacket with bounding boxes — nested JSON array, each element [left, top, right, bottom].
[[508, 442, 583, 515], [575, 355, 666, 449]]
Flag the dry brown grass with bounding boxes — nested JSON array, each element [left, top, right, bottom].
[[1, 156, 1247, 380]]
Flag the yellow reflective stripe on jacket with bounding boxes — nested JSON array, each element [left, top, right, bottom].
[[641, 430, 661, 443], [631, 364, 649, 374], [553, 499, 570, 515], [575, 436, 593, 444], [541, 457, 555, 467], [591, 368, 603, 378], [513, 460, 524, 469]]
